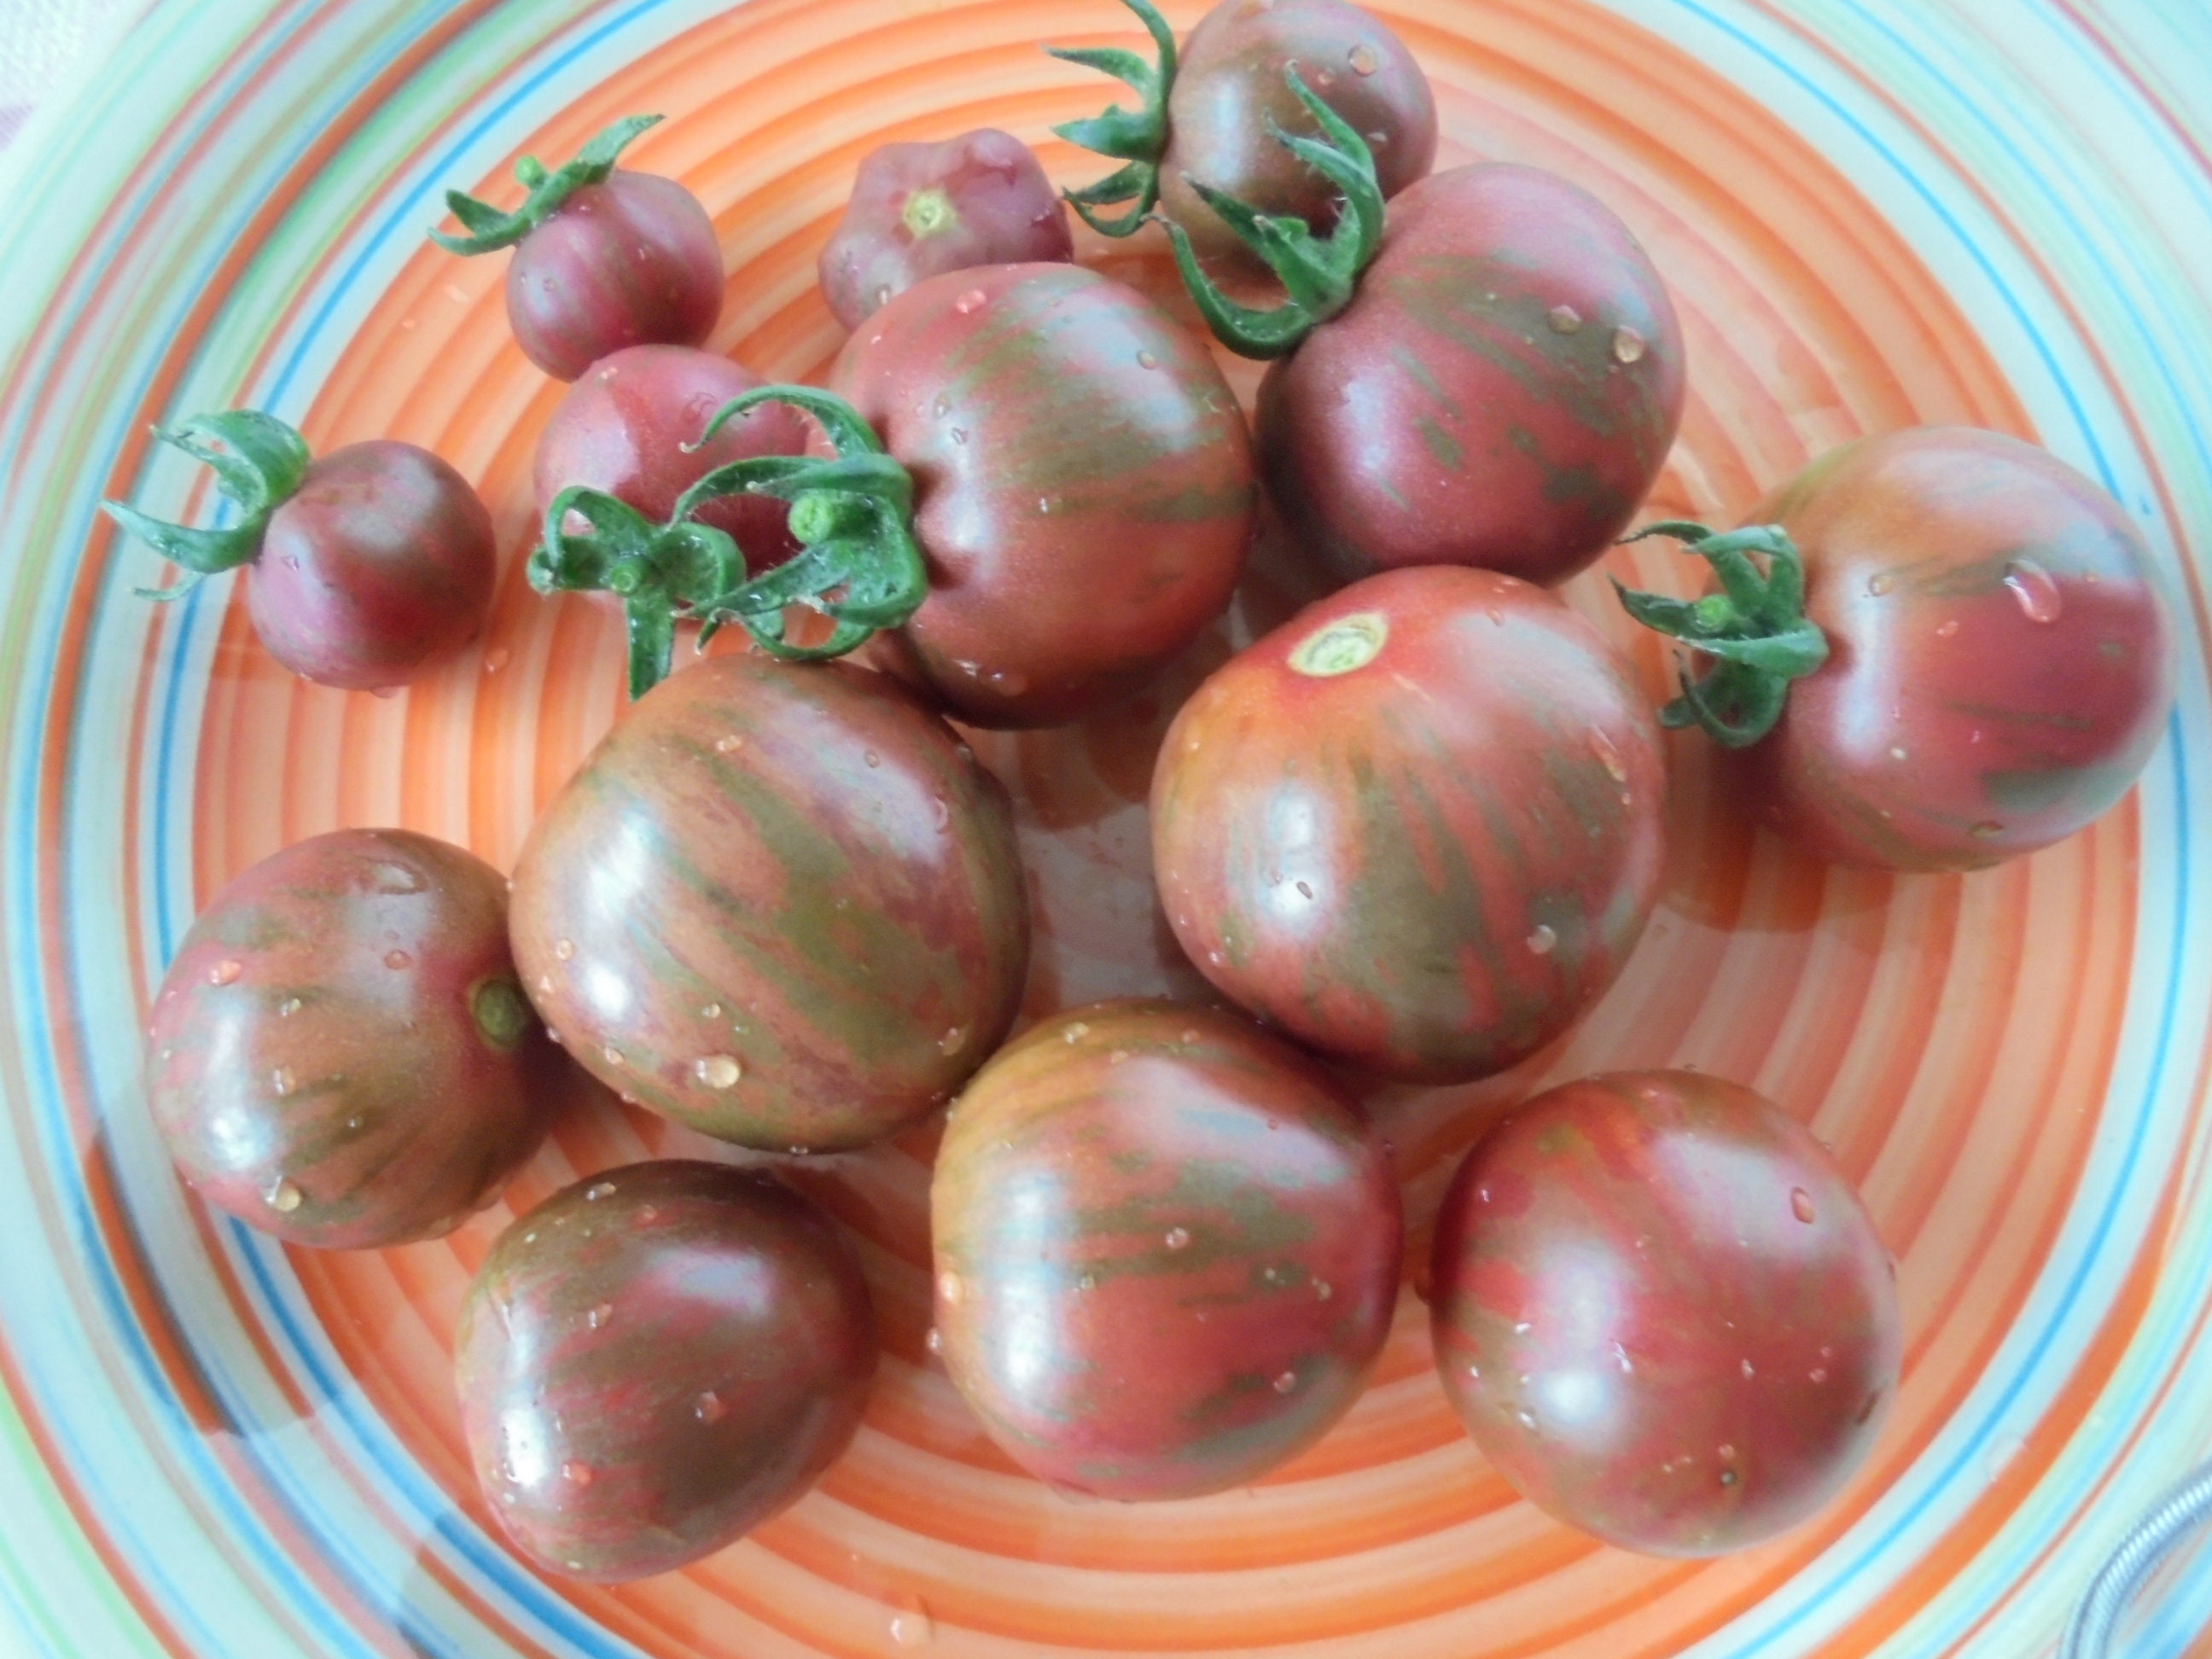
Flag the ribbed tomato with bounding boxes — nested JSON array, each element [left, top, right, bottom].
[[930, 1001, 1401, 1500], [143, 829, 561, 1248], [1430, 1071, 1901, 1557], [509, 652, 1029, 1152], [1151, 566, 1667, 1082], [457, 1161, 876, 1580]]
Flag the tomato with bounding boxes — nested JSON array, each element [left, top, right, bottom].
[[1052, 0, 1435, 271], [508, 652, 1029, 1152], [533, 345, 806, 557], [1430, 1071, 1901, 1557], [931, 1002, 1400, 1500], [818, 129, 1074, 330], [434, 116, 722, 381], [1151, 565, 1667, 1082], [105, 412, 496, 691], [829, 262, 1256, 725], [1616, 427, 2177, 871], [143, 830, 562, 1249], [457, 1161, 876, 1580]]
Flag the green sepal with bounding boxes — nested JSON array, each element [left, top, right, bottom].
[[1155, 70, 1385, 359], [1612, 520, 1834, 748], [102, 410, 314, 592], [1047, 0, 1177, 236], [430, 114, 662, 256]]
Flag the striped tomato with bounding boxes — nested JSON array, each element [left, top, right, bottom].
[[930, 1001, 1401, 1500], [457, 1161, 876, 1580], [143, 829, 561, 1248], [1430, 1071, 1901, 1556], [1151, 565, 1668, 1082], [509, 652, 1029, 1152]]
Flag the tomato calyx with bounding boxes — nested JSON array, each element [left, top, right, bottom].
[[1047, 0, 1179, 236], [430, 114, 662, 256], [102, 409, 314, 601], [1157, 71, 1385, 359], [1613, 520, 1832, 748]]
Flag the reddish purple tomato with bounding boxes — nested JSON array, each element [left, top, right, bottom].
[[931, 1002, 1400, 1500], [143, 830, 562, 1249], [1158, 0, 1436, 270], [1151, 566, 1668, 1083], [1430, 1071, 1901, 1557], [1256, 165, 1685, 585], [830, 262, 1255, 726], [249, 440, 498, 689], [818, 129, 1074, 331], [457, 1161, 876, 1580], [533, 345, 807, 559], [509, 652, 1029, 1152], [505, 173, 721, 381], [1729, 428, 2174, 870]]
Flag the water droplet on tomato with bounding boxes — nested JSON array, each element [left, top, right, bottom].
[[483, 645, 510, 673], [384, 948, 412, 969], [562, 1461, 594, 1487], [277, 997, 300, 1017], [1076, 1272, 1097, 1291], [209, 959, 243, 987], [938, 1025, 966, 1056], [586, 1302, 613, 1330], [267, 1178, 303, 1213], [1614, 1344, 1635, 1373], [932, 393, 952, 418], [1514, 1321, 1533, 1335], [1889, 746, 1908, 762], [1971, 821, 2003, 839], [1791, 1188, 1816, 1223], [1138, 349, 1160, 370], [1936, 618, 1960, 638], [1720, 1469, 1739, 1487], [281, 554, 300, 571], [863, 749, 882, 768], [1105, 1048, 1131, 1067], [602, 1045, 624, 1067], [585, 1181, 616, 1202], [1063, 1022, 1090, 1042], [1525, 924, 1557, 955], [1810, 1367, 1830, 1384], [1547, 304, 1582, 334], [1180, 1028, 1201, 1045], [938, 1270, 965, 1306], [270, 1067, 294, 1097], [1866, 571, 1896, 597], [1719, 1443, 1737, 1459], [1165, 1226, 1191, 1251], [1348, 42, 1379, 74], [701, 1002, 723, 1019], [2004, 557, 2064, 622], [715, 734, 743, 753], [1741, 1359, 1756, 1378], [924, 1326, 944, 1355], [1610, 325, 1647, 363], [954, 288, 987, 315], [554, 939, 575, 961], [344, 1115, 363, 1133], [889, 1603, 936, 1647], [1272, 1371, 1299, 1394], [695, 1054, 742, 1089], [1516, 1409, 1538, 1429]]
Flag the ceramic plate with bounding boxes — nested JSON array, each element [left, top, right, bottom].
[[3, 0, 2211, 1653]]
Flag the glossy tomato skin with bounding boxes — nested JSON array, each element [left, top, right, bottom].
[[457, 1161, 876, 1580], [932, 1001, 1400, 1500], [1257, 165, 1685, 586], [143, 830, 562, 1249], [1431, 1071, 1901, 1557], [818, 130, 1073, 330], [1161, 0, 1436, 271], [509, 653, 1029, 1151], [248, 440, 496, 690], [830, 262, 1255, 727], [1152, 566, 1667, 1082], [1732, 427, 2175, 870], [533, 345, 806, 560], [507, 172, 723, 381]]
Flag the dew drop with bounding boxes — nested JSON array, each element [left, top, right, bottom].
[[1514, 1321, 1533, 1336], [344, 1115, 364, 1132], [1348, 42, 1379, 74], [953, 288, 987, 316], [695, 1054, 742, 1089], [267, 1178, 303, 1213], [602, 1045, 625, 1067], [271, 1067, 294, 1097], [930, 798, 951, 830], [1077, 1272, 1097, 1291], [384, 948, 413, 969], [1180, 1028, 1201, 1045], [864, 749, 882, 768], [1936, 618, 1960, 638], [701, 1002, 724, 1019], [1720, 1469, 1740, 1487], [1611, 325, 1647, 364], [537, 975, 553, 994], [1889, 746, 1909, 762], [938, 1025, 967, 1056], [1063, 1022, 1090, 1042], [874, 284, 894, 308], [1165, 1226, 1191, 1251], [1810, 1367, 1830, 1384], [1138, 349, 1160, 370], [889, 1605, 936, 1648], [277, 998, 301, 1017], [1272, 1371, 1298, 1394], [1615, 1343, 1635, 1374], [1741, 1359, 1756, 1379], [1589, 727, 1629, 783], [585, 1181, 617, 1202], [1525, 924, 1557, 955], [938, 1269, 965, 1306], [1547, 304, 1582, 334], [209, 959, 242, 987], [715, 734, 744, 754], [694, 1389, 726, 1423], [554, 939, 575, 961], [932, 393, 952, 417], [1719, 1444, 1738, 1460], [562, 1461, 594, 1487], [587, 1302, 614, 1330], [1516, 1409, 1538, 1429], [2004, 557, 2064, 622], [1971, 820, 2004, 839], [924, 1326, 944, 1354], [1866, 571, 1896, 597], [1791, 1188, 1816, 1224]]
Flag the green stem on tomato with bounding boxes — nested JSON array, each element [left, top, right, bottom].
[[430, 114, 662, 256], [1155, 69, 1386, 361], [1045, 0, 1179, 237], [102, 409, 315, 600], [1611, 521, 1833, 748]]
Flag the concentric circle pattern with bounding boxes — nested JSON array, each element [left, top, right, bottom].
[[3, 1, 2210, 1655]]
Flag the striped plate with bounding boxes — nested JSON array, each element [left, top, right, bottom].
[[3, 0, 2209, 1654]]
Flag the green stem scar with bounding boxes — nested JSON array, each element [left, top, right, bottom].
[[1045, 0, 1179, 236], [1611, 520, 1833, 748], [903, 187, 957, 237], [101, 409, 314, 601], [430, 114, 661, 256]]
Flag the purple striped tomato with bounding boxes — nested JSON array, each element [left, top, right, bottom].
[[508, 652, 1029, 1153], [1151, 565, 1668, 1083], [143, 829, 562, 1248], [1430, 1071, 1901, 1557], [457, 1161, 876, 1580], [931, 1001, 1401, 1500]]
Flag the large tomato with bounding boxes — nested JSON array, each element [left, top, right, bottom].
[[143, 829, 562, 1248], [829, 261, 1256, 727], [508, 652, 1029, 1152], [1430, 1071, 1901, 1557], [1619, 426, 2176, 870], [930, 1001, 1400, 1500], [456, 1161, 876, 1580], [1151, 565, 1668, 1082]]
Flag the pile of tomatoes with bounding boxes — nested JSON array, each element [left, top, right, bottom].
[[119, 0, 2177, 1588]]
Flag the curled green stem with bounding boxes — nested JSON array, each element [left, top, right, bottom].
[[1156, 69, 1385, 360], [1611, 521, 1832, 748], [431, 114, 661, 256], [1045, 0, 1178, 236], [102, 410, 314, 601]]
